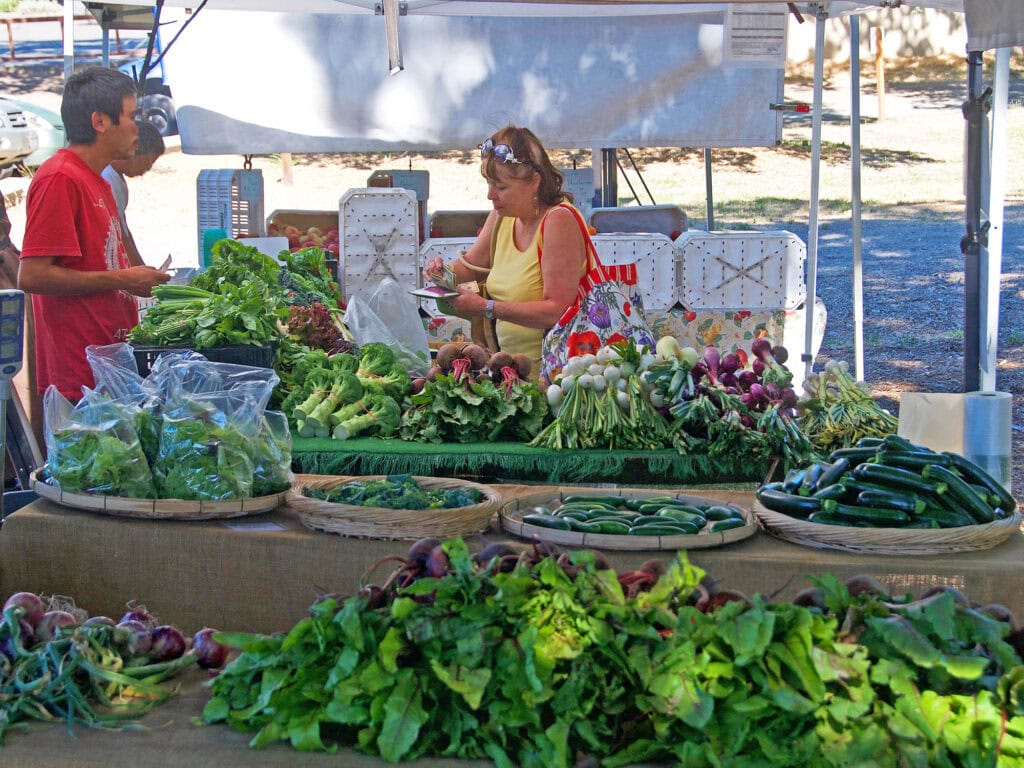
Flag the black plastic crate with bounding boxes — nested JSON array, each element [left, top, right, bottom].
[[132, 344, 275, 378]]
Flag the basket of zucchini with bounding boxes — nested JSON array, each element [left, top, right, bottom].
[[752, 435, 1019, 555], [499, 489, 754, 551]]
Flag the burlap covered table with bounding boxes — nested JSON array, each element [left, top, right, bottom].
[[1, 487, 1022, 635]]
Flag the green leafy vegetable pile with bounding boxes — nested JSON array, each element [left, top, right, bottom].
[[301, 474, 482, 510], [48, 424, 155, 499], [202, 541, 1024, 766]]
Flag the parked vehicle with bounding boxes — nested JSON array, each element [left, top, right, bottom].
[[1, 98, 64, 169], [0, 98, 39, 177], [120, 60, 177, 137]]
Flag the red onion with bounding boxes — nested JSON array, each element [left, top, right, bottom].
[[120, 608, 155, 628], [34, 610, 78, 644], [3, 592, 45, 628], [191, 628, 228, 670], [149, 625, 187, 662], [116, 619, 153, 658]]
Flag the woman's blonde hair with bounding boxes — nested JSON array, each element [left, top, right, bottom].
[[480, 125, 571, 206]]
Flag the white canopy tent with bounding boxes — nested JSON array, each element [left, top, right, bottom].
[[78, 0, 1023, 391]]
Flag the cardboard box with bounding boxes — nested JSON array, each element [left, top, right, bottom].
[[266, 209, 338, 237]]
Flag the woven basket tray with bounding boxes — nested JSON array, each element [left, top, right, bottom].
[[288, 474, 501, 540], [499, 489, 756, 551], [30, 469, 287, 521], [752, 501, 1022, 555]]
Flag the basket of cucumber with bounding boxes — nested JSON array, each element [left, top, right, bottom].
[[751, 435, 1020, 555], [499, 489, 755, 551]]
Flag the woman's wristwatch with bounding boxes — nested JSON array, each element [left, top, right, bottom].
[[484, 299, 496, 319]]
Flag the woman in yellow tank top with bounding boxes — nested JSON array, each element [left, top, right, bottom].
[[422, 126, 588, 375]]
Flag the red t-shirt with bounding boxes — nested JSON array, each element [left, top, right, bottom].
[[20, 149, 139, 400]]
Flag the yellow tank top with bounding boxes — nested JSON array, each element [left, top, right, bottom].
[[486, 204, 588, 370]]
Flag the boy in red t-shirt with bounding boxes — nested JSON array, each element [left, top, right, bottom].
[[18, 66, 171, 401]]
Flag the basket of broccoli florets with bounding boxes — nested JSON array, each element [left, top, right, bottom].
[[287, 474, 501, 540]]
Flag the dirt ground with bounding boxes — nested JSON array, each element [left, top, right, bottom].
[[1, 58, 1022, 498]]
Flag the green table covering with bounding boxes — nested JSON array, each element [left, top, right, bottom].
[[290, 437, 772, 485]]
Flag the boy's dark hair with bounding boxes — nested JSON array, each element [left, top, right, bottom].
[[135, 120, 166, 157], [61, 66, 138, 145]]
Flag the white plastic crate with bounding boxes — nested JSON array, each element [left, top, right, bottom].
[[338, 188, 419, 301], [196, 169, 265, 258], [589, 205, 687, 238], [417, 237, 476, 317], [591, 234, 677, 312], [676, 230, 806, 310]]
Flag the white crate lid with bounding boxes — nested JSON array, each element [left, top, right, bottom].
[[591, 233, 677, 312], [418, 237, 477, 317], [339, 188, 419, 301], [676, 230, 806, 310]]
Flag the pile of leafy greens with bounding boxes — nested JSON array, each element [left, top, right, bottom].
[[301, 474, 482, 510], [203, 544, 1024, 766]]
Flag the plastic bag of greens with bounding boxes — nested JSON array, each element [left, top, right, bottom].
[[251, 410, 294, 496], [86, 343, 146, 401], [43, 386, 156, 498], [152, 385, 262, 500], [160, 356, 279, 411]]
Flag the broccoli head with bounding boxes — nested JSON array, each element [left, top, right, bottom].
[[357, 343, 396, 377], [381, 362, 412, 400], [331, 394, 401, 440]]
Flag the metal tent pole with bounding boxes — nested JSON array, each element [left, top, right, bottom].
[[979, 48, 1009, 392], [63, 0, 75, 80], [961, 50, 989, 393], [704, 148, 715, 231], [802, 6, 827, 384], [850, 13, 864, 382]]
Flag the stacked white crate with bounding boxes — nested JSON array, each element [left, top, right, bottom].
[[338, 188, 419, 301], [674, 230, 826, 388], [195, 169, 264, 258]]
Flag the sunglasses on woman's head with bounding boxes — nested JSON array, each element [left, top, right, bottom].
[[479, 138, 532, 166]]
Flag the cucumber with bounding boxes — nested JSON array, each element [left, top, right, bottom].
[[628, 522, 698, 536], [703, 504, 743, 521], [562, 495, 624, 507], [820, 500, 911, 526], [755, 485, 821, 518], [852, 463, 946, 496], [522, 513, 572, 530], [624, 496, 677, 511], [807, 511, 853, 526], [709, 517, 746, 533], [587, 520, 632, 535], [587, 514, 641, 526], [855, 489, 927, 515], [656, 508, 707, 528], [631, 514, 675, 526], [557, 511, 591, 522], [921, 464, 996, 524], [943, 452, 1017, 515]]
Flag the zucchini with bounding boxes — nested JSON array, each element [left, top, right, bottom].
[[815, 457, 851, 491], [587, 514, 641, 526], [917, 504, 975, 528], [854, 436, 886, 448], [703, 504, 743, 521], [820, 500, 911, 526], [943, 452, 1017, 514], [657, 508, 707, 528], [855, 489, 927, 515], [807, 511, 854, 526], [755, 485, 821, 518], [812, 483, 847, 501], [709, 517, 746, 533], [852, 463, 946, 496], [905, 519, 941, 529], [522, 513, 573, 531], [876, 450, 952, 471], [881, 434, 928, 453], [557, 510, 591, 522], [828, 446, 880, 463], [783, 467, 807, 493], [921, 464, 996, 524], [587, 520, 632, 535], [799, 463, 829, 495]]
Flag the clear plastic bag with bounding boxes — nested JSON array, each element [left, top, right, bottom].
[[346, 277, 430, 374], [43, 386, 155, 498], [251, 410, 295, 496], [85, 343, 147, 403]]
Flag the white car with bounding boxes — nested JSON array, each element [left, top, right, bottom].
[[0, 98, 39, 176]]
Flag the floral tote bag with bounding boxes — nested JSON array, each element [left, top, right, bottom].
[[539, 205, 656, 385]]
